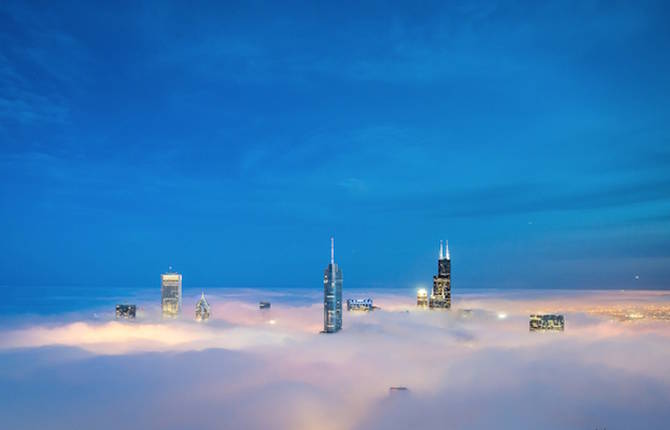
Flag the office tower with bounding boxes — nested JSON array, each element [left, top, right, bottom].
[[195, 292, 211, 321], [323, 237, 343, 333], [161, 268, 182, 317], [416, 288, 428, 307], [429, 240, 451, 309], [347, 298, 374, 311], [529, 314, 565, 331], [115, 304, 136, 319]]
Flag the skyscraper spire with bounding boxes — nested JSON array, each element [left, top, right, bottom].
[[331, 237, 334, 265], [439, 240, 443, 259], [445, 240, 450, 260]]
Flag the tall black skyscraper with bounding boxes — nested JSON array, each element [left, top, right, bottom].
[[323, 237, 343, 333], [429, 240, 451, 309]]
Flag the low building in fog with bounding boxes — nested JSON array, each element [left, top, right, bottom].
[[116, 304, 136, 319], [389, 386, 409, 396], [347, 298, 374, 311], [259, 301, 271, 310], [530, 314, 565, 331]]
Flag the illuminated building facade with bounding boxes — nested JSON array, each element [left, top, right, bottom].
[[323, 237, 343, 333], [115, 304, 136, 319], [161, 269, 182, 317], [529, 314, 565, 331], [347, 298, 373, 311], [416, 288, 428, 307], [195, 292, 210, 321], [429, 240, 451, 309]]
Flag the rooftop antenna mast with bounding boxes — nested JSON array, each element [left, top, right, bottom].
[[330, 237, 335, 265], [439, 240, 443, 260]]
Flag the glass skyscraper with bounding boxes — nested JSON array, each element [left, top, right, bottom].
[[161, 269, 182, 317], [323, 237, 342, 333]]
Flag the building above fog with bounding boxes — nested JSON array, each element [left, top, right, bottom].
[[195, 292, 210, 321], [115, 304, 136, 319], [161, 268, 182, 318], [429, 240, 451, 309], [417, 288, 428, 308], [323, 237, 342, 333], [530, 314, 565, 331], [347, 298, 374, 311]]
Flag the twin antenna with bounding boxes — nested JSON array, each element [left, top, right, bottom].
[[439, 240, 450, 260]]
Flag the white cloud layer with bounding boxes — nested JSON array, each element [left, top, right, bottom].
[[1, 289, 669, 429]]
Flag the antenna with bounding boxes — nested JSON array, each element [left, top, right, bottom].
[[330, 237, 335, 264], [439, 240, 443, 259], [445, 240, 450, 260]]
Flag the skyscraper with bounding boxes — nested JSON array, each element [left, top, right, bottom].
[[161, 268, 182, 317], [416, 288, 428, 308], [429, 240, 451, 309], [323, 237, 343, 333], [195, 292, 210, 321]]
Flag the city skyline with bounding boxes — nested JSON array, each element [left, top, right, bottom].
[[1, 1, 669, 428]]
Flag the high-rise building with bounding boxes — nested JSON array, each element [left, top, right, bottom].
[[161, 268, 182, 317], [416, 288, 428, 307], [195, 292, 210, 321], [429, 240, 451, 309], [323, 237, 342, 333]]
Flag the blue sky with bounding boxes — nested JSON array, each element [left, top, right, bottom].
[[1, 0, 669, 290]]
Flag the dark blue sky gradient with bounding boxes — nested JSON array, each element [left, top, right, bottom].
[[1, 1, 670, 290]]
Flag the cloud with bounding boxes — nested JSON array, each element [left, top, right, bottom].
[[1, 289, 669, 429]]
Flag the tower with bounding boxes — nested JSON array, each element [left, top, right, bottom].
[[323, 237, 343, 333], [161, 268, 182, 317], [195, 291, 211, 321], [429, 240, 451, 309]]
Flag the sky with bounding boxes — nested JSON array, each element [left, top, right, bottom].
[[1, 0, 670, 291], [1, 289, 670, 429]]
